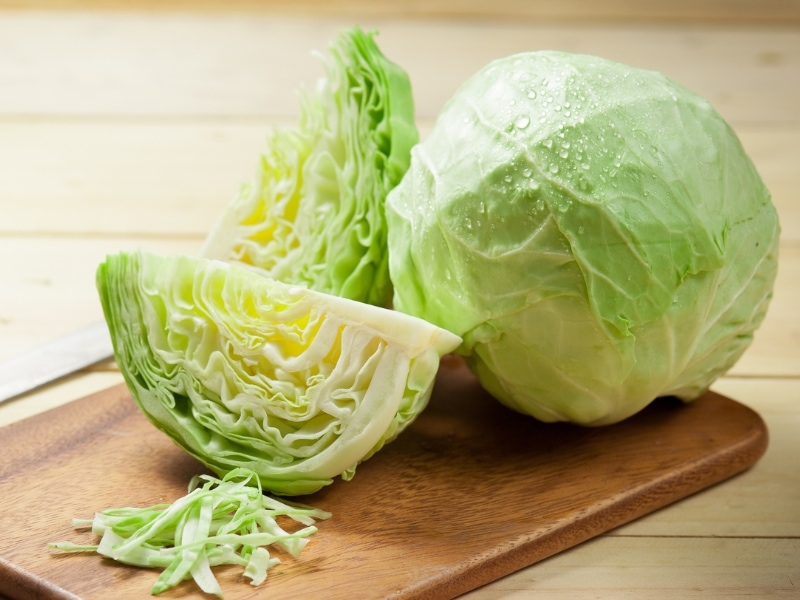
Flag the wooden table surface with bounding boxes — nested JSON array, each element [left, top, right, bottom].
[[1, 2, 798, 598]]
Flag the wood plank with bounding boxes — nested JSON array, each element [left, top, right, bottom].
[[0, 13, 798, 125], [0, 371, 122, 428], [0, 119, 273, 236], [3, 0, 800, 25], [462, 536, 800, 599], [726, 245, 800, 378], [2, 122, 795, 240], [0, 361, 769, 599], [0, 237, 199, 362], [737, 126, 800, 244]]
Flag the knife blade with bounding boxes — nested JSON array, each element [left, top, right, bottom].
[[0, 320, 114, 405]]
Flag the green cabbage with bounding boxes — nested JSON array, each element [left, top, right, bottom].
[[96, 250, 461, 495], [386, 51, 780, 425], [201, 26, 417, 307]]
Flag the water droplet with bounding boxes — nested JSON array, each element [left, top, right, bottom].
[[581, 163, 590, 170], [559, 149, 569, 159], [527, 90, 537, 99], [562, 141, 571, 149], [504, 175, 513, 183], [578, 225, 585, 234], [543, 139, 553, 149], [522, 168, 532, 178], [514, 115, 530, 129], [549, 164, 559, 174], [555, 105, 562, 112]]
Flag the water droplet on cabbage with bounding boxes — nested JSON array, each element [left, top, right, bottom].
[[515, 115, 531, 129]]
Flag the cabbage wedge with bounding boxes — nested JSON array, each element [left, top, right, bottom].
[[201, 27, 417, 307], [97, 250, 460, 495]]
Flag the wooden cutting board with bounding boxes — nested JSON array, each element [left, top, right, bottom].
[[0, 356, 767, 600]]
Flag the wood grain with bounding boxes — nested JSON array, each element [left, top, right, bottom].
[[2, 0, 799, 25], [2, 14, 798, 125], [0, 357, 768, 600]]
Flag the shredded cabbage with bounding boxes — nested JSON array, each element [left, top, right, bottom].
[[49, 468, 331, 596]]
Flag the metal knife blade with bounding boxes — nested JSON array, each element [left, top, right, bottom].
[[0, 320, 114, 405]]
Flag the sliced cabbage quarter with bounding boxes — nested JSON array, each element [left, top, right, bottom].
[[201, 27, 417, 308], [96, 250, 461, 495]]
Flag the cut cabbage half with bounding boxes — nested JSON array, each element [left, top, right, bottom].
[[97, 250, 461, 495]]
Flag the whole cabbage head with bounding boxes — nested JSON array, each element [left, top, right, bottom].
[[386, 50, 780, 425]]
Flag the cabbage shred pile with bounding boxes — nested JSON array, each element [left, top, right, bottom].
[[49, 468, 331, 596]]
